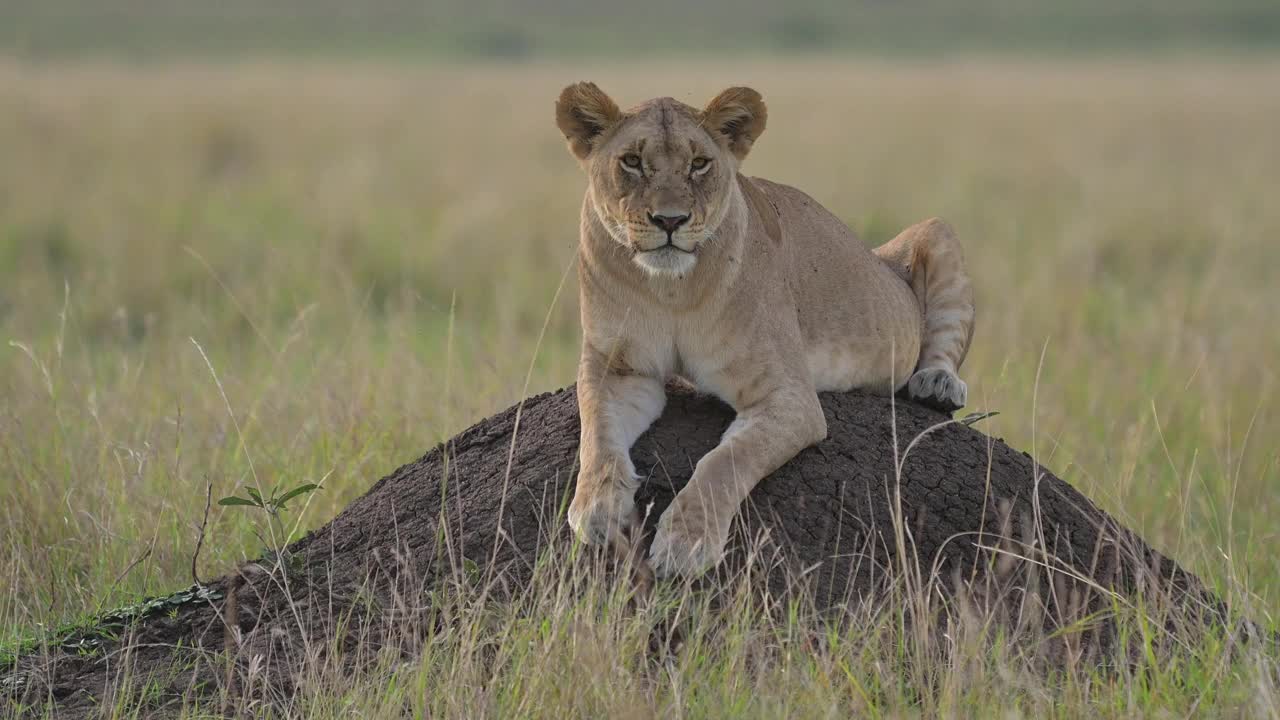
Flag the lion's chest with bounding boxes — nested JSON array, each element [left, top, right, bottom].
[[592, 317, 737, 402], [672, 328, 738, 401], [591, 316, 677, 379]]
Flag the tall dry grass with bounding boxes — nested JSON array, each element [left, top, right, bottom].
[[1, 58, 1278, 716]]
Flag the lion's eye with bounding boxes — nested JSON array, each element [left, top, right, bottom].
[[621, 154, 642, 169], [691, 157, 711, 173]]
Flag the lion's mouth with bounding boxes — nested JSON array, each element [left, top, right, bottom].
[[630, 238, 700, 276], [638, 239, 696, 255]]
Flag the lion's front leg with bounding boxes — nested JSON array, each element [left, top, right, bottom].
[[569, 346, 666, 548], [649, 387, 827, 578]]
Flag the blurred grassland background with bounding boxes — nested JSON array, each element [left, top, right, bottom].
[[4, 0, 1280, 57], [1, 0, 1279, 704]]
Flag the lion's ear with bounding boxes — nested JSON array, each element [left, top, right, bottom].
[[701, 87, 767, 161], [556, 82, 622, 162]]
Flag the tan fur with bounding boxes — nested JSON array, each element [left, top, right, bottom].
[[556, 83, 976, 577]]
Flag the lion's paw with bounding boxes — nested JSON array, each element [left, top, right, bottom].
[[906, 367, 967, 413], [648, 503, 728, 579], [568, 474, 637, 547]]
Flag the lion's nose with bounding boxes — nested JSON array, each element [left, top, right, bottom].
[[648, 213, 690, 235]]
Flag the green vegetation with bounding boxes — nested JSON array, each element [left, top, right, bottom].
[[1, 58, 1278, 715]]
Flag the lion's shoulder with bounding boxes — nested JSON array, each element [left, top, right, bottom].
[[742, 175, 858, 248]]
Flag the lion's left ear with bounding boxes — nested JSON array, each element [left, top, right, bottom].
[[701, 87, 767, 161]]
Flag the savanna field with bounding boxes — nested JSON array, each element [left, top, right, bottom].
[[2, 59, 1279, 716]]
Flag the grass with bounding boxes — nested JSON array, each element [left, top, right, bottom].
[[1, 57, 1278, 716]]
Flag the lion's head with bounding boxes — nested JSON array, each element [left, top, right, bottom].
[[556, 83, 767, 277]]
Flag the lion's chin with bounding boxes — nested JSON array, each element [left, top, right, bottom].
[[632, 246, 698, 278]]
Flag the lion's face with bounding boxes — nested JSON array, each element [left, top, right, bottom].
[[585, 103, 730, 277], [557, 84, 767, 278]]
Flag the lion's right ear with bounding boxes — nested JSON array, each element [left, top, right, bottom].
[[556, 82, 622, 162], [701, 87, 767, 161]]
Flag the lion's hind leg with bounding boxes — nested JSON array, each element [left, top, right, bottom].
[[874, 218, 975, 412]]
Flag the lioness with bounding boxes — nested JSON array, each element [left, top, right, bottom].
[[557, 83, 975, 578]]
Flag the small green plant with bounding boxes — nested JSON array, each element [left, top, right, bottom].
[[219, 482, 321, 558]]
